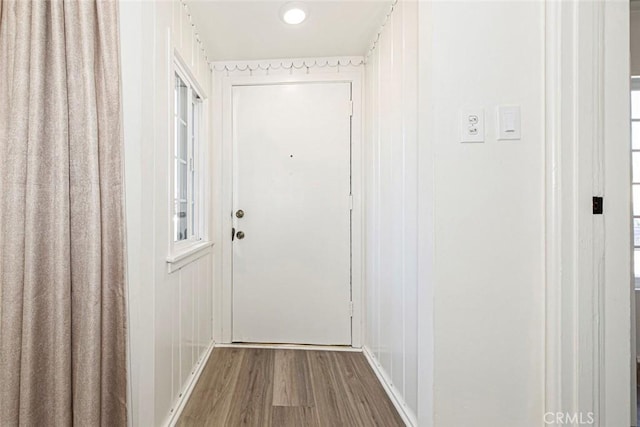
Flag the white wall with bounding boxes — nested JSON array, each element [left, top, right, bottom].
[[120, 1, 215, 425], [363, 0, 420, 424], [120, 0, 546, 425], [419, 1, 545, 426]]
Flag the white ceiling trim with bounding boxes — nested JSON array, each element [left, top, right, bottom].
[[364, 0, 397, 63], [211, 56, 365, 72], [180, 0, 214, 71]]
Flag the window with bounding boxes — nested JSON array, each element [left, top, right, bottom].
[[173, 64, 203, 249], [632, 77, 640, 287]]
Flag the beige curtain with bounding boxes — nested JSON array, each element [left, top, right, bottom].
[[0, 0, 128, 425]]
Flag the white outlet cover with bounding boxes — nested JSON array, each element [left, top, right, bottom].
[[459, 109, 484, 143]]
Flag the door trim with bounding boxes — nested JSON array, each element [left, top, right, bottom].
[[544, 1, 632, 425], [218, 72, 364, 348]]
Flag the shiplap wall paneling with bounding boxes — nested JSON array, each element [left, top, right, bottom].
[[198, 254, 213, 357], [171, 270, 181, 407], [401, 0, 419, 412], [151, 2, 174, 421], [363, 0, 419, 423], [179, 263, 195, 394], [121, 0, 215, 425]]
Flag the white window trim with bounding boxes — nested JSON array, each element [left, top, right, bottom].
[[631, 77, 640, 288], [167, 240, 214, 274], [168, 52, 211, 268]]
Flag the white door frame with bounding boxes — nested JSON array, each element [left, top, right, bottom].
[[545, 1, 632, 426], [218, 72, 364, 347]]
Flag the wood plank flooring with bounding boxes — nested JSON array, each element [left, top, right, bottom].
[[177, 348, 404, 426]]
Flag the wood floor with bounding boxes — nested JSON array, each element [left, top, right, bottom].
[[177, 348, 405, 426]]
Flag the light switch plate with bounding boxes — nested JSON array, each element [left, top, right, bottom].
[[497, 105, 521, 140], [459, 109, 485, 143]]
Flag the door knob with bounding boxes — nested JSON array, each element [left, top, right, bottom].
[[236, 209, 245, 218], [236, 231, 245, 240]]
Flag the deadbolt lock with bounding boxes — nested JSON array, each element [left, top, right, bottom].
[[236, 231, 245, 240], [236, 209, 245, 218]]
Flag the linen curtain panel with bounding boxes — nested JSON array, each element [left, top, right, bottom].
[[0, 1, 128, 425]]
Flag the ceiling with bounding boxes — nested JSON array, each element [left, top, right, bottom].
[[186, 1, 391, 61]]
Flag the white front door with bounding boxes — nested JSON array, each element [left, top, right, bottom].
[[231, 82, 352, 345]]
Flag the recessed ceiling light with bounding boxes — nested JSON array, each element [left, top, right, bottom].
[[281, 3, 307, 25]]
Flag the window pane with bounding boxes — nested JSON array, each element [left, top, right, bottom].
[[174, 75, 186, 159], [174, 75, 181, 115], [176, 75, 188, 121], [191, 102, 196, 157], [174, 160, 180, 200], [178, 202, 188, 241], [633, 122, 640, 150], [635, 249, 640, 280], [191, 95, 200, 240], [180, 123, 188, 160], [180, 161, 187, 200], [633, 91, 640, 119], [191, 102, 197, 236], [173, 73, 201, 243], [174, 201, 188, 242], [191, 169, 196, 236], [634, 185, 640, 216], [191, 169, 196, 204], [191, 201, 195, 239], [180, 87, 188, 121], [174, 116, 179, 158], [635, 218, 640, 247], [634, 152, 640, 183]]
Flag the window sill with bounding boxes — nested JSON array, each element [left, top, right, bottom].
[[167, 241, 214, 273]]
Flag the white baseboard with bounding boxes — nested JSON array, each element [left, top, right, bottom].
[[216, 342, 362, 352], [165, 340, 216, 427], [362, 346, 417, 427]]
